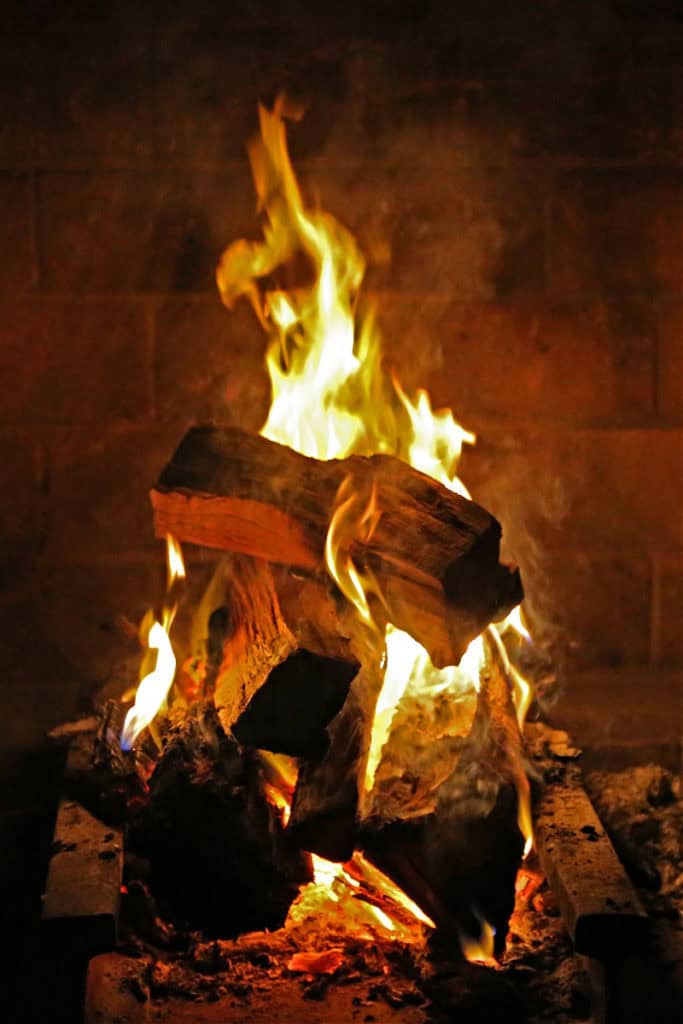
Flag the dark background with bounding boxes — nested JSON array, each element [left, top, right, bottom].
[[0, 1, 681, 1017]]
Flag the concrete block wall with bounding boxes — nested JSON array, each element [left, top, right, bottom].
[[0, 0, 681, 753]]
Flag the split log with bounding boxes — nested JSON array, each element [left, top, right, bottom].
[[360, 662, 527, 952], [150, 425, 522, 666], [535, 770, 647, 958], [287, 688, 365, 862], [233, 649, 357, 759], [128, 703, 311, 937], [208, 554, 359, 758], [42, 798, 123, 955]]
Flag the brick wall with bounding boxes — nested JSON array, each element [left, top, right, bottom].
[[0, 1, 681, 753]]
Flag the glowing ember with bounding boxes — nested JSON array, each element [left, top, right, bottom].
[[258, 752, 436, 936], [289, 849, 436, 941]]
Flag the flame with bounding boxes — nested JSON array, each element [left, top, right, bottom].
[[364, 626, 485, 800], [217, 98, 537, 868], [393, 377, 475, 497], [325, 475, 383, 631], [258, 750, 435, 935], [166, 533, 186, 584], [348, 852, 436, 929], [460, 915, 497, 966], [217, 96, 391, 462], [120, 534, 185, 750], [303, 851, 436, 936]]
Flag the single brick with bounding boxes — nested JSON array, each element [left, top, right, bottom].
[[0, 174, 36, 293], [658, 303, 683, 424], [535, 773, 646, 957], [314, 166, 546, 301], [152, 29, 282, 165], [0, 301, 54, 423], [44, 421, 184, 563], [376, 298, 656, 426], [520, 71, 673, 161], [443, 9, 644, 78], [549, 665, 683, 753], [1, 30, 158, 166], [521, 549, 652, 670], [42, 799, 122, 953], [549, 170, 683, 300], [0, 590, 84, 753], [0, 300, 152, 424], [0, 428, 46, 564], [39, 169, 255, 294], [461, 428, 683, 558], [34, 559, 160, 700], [652, 554, 683, 666], [153, 297, 269, 428]]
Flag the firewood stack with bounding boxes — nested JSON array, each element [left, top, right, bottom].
[[145, 424, 527, 945]]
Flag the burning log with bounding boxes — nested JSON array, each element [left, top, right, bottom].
[[287, 687, 365, 861], [360, 662, 527, 952], [128, 702, 311, 937], [207, 554, 359, 758], [233, 648, 357, 759], [150, 425, 522, 666]]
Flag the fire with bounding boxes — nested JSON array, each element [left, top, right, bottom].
[[222, 99, 533, 804], [324, 475, 383, 631], [216, 96, 536, 920], [258, 751, 435, 936], [124, 97, 537, 948], [460, 915, 498, 967], [217, 95, 391, 462], [299, 851, 436, 939], [120, 534, 185, 750]]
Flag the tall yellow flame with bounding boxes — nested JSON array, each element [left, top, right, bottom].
[[120, 534, 185, 750], [217, 96, 392, 462], [216, 99, 535, 868]]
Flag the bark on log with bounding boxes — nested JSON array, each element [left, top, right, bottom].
[[150, 425, 522, 666], [360, 662, 527, 951], [208, 555, 359, 758]]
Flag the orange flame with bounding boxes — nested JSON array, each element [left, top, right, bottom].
[[460, 914, 498, 966], [120, 534, 185, 750], [217, 98, 536, 864], [259, 752, 435, 936]]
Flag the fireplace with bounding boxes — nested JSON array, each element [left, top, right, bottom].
[[1, 3, 681, 1023]]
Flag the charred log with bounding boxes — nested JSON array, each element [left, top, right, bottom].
[[150, 425, 522, 666], [361, 664, 527, 951], [287, 689, 365, 862], [127, 703, 311, 937], [232, 649, 358, 759]]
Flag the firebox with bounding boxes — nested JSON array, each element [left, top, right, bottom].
[[1, 4, 681, 1024]]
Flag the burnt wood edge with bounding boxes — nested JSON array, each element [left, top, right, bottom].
[[42, 797, 123, 956], [534, 768, 648, 960], [42, 734, 124, 959]]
